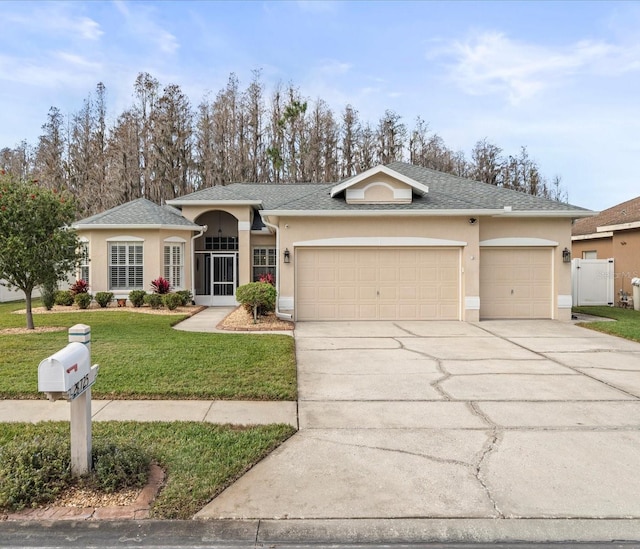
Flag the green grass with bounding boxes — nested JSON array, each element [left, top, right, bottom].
[[573, 305, 640, 343], [0, 300, 297, 400], [0, 421, 295, 519]]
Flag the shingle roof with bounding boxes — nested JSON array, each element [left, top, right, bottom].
[[81, 164, 593, 229], [73, 198, 203, 229], [173, 162, 592, 214], [572, 195, 640, 236], [385, 162, 591, 213]]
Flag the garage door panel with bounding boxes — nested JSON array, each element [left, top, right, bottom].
[[379, 267, 398, 282], [358, 286, 377, 300], [317, 287, 337, 300], [337, 269, 356, 282], [399, 286, 418, 300], [357, 304, 377, 319], [296, 247, 460, 321], [337, 286, 356, 300], [358, 268, 376, 282], [480, 248, 552, 319], [379, 286, 398, 300]]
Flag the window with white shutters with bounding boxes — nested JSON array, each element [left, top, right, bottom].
[[108, 242, 143, 290], [164, 243, 184, 289]]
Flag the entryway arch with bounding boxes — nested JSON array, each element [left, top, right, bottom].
[[193, 210, 239, 306]]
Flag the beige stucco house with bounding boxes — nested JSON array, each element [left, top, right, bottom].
[[73, 162, 593, 321], [572, 195, 640, 297]]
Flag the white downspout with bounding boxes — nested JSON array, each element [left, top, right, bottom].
[[191, 225, 207, 304], [261, 216, 293, 320]]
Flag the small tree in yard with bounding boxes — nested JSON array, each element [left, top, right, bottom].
[[236, 282, 276, 322], [0, 174, 82, 329]]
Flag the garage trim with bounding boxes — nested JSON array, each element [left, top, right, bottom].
[[480, 237, 558, 247], [294, 236, 467, 247]]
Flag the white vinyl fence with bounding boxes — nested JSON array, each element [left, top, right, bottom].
[[571, 258, 615, 306]]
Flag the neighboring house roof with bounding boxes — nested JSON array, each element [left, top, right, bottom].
[[169, 162, 593, 217], [73, 198, 203, 230], [572, 195, 640, 236]]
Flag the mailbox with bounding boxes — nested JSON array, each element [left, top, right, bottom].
[[38, 342, 98, 400]]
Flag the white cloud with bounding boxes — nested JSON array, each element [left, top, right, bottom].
[[436, 32, 630, 104], [0, 52, 100, 89], [316, 60, 352, 76], [5, 7, 103, 41], [113, 1, 179, 55]]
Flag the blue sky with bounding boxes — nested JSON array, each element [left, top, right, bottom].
[[1, 0, 639, 211]]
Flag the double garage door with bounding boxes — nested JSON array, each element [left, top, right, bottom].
[[295, 246, 554, 321], [296, 247, 460, 321]]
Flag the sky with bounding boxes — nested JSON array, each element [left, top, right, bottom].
[[1, 0, 639, 211]]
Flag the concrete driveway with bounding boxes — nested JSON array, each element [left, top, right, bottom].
[[196, 319, 640, 540]]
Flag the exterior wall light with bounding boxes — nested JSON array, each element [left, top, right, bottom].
[[562, 247, 571, 263], [283, 248, 291, 263]]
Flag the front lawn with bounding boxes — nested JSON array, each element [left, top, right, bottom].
[[0, 421, 295, 519], [0, 301, 296, 400], [573, 305, 640, 343]]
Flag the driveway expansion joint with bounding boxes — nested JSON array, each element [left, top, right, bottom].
[[474, 429, 504, 519]]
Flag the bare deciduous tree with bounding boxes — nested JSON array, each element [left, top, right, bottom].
[[3, 71, 568, 208]]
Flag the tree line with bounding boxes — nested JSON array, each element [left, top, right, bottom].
[[0, 71, 567, 218]]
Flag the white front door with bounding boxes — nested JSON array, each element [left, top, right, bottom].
[[195, 252, 238, 306]]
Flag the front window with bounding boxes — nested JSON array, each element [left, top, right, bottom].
[[204, 236, 238, 251], [109, 242, 143, 290], [164, 243, 184, 289], [79, 241, 90, 283], [253, 247, 276, 282], [583, 250, 597, 259]]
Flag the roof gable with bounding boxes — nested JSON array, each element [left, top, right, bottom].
[[330, 165, 429, 204]]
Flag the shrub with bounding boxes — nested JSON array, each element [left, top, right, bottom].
[[129, 290, 146, 308], [150, 277, 171, 294], [144, 293, 163, 309], [0, 434, 150, 512], [236, 282, 277, 322], [74, 292, 92, 309], [70, 279, 89, 295], [94, 291, 114, 308], [0, 433, 71, 511], [175, 289, 193, 306], [163, 293, 182, 311], [54, 290, 74, 306], [41, 279, 57, 310], [259, 272, 275, 286], [89, 441, 150, 493]]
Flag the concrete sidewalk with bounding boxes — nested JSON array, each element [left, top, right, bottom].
[[173, 305, 294, 335], [0, 399, 297, 427]]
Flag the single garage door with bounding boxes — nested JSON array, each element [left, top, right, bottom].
[[296, 247, 460, 321], [479, 248, 552, 319]]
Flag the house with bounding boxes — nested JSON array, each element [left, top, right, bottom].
[[571, 195, 640, 297], [0, 284, 41, 303], [73, 162, 594, 321]]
